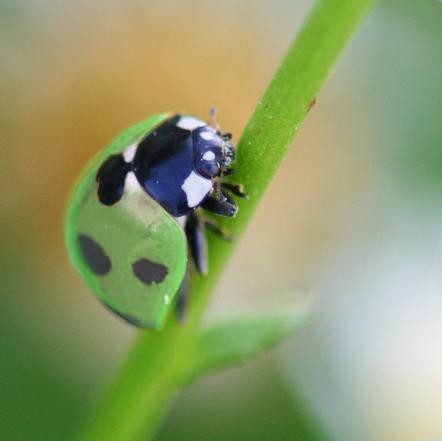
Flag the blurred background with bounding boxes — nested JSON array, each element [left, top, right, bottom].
[[1, 0, 442, 440]]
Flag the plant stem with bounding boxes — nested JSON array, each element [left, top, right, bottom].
[[76, 1, 376, 440]]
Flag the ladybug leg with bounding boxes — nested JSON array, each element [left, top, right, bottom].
[[201, 189, 237, 217], [221, 182, 248, 199], [185, 211, 208, 275], [175, 270, 189, 321], [201, 217, 233, 241]]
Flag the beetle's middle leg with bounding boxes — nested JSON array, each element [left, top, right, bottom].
[[201, 187, 237, 217], [184, 211, 208, 275]]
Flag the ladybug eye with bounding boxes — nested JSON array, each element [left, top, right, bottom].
[[198, 158, 220, 178]]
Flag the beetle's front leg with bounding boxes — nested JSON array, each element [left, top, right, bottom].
[[201, 188, 238, 217]]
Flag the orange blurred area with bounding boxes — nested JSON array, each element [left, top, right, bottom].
[[3, 2, 282, 255]]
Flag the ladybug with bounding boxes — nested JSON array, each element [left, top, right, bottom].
[[66, 112, 246, 329]]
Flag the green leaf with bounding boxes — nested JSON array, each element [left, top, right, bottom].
[[184, 305, 311, 383]]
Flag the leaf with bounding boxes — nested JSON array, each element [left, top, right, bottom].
[[183, 301, 312, 383]]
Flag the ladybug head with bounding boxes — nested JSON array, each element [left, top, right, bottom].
[[193, 127, 235, 179]]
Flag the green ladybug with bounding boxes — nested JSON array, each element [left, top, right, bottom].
[[66, 112, 246, 329]]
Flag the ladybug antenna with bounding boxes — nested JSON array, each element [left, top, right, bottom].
[[209, 107, 221, 132]]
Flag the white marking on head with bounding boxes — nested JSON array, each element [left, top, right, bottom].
[[176, 116, 206, 131], [200, 130, 215, 141], [181, 171, 212, 208], [123, 143, 137, 162], [202, 150, 216, 161]]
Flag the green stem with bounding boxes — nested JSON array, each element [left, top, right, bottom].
[[76, 1, 376, 440]]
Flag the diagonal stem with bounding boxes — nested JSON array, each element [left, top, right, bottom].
[[75, 1, 377, 440]]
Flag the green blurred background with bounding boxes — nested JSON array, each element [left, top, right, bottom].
[[1, 0, 442, 440]]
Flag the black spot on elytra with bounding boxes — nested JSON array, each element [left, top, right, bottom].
[[78, 234, 111, 275], [96, 153, 131, 206], [132, 258, 168, 285]]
